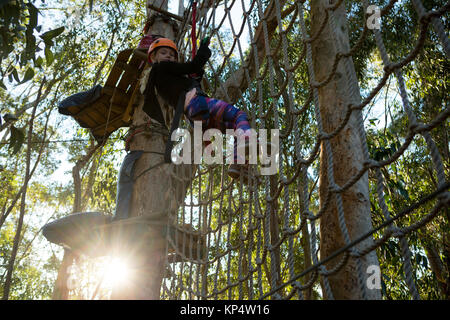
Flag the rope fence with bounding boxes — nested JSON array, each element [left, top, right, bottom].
[[154, 0, 450, 300]]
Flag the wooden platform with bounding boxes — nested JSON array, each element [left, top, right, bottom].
[[43, 212, 206, 262], [63, 49, 148, 142]]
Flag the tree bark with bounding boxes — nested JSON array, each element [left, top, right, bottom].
[[52, 249, 75, 300], [310, 1, 381, 299], [424, 243, 448, 298], [72, 141, 100, 213]]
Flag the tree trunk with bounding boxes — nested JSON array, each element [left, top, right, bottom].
[[110, 0, 195, 300], [310, 1, 381, 299], [52, 140, 100, 300], [52, 249, 75, 300], [2, 81, 43, 299]]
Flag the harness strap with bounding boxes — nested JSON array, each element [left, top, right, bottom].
[[143, 68, 166, 126], [164, 90, 186, 163], [191, 1, 197, 58]]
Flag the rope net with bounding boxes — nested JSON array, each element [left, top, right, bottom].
[[152, 0, 450, 300]]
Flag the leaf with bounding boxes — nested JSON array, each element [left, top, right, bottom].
[[0, 79, 6, 90], [39, 26, 65, 46], [381, 279, 387, 297], [20, 50, 27, 66], [396, 180, 410, 201], [25, 25, 36, 61], [11, 67, 20, 83], [35, 56, 43, 68], [9, 126, 25, 155], [21, 67, 35, 83], [421, 255, 428, 269], [45, 46, 54, 66]]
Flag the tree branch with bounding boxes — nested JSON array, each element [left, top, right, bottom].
[[2, 78, 45, 300]]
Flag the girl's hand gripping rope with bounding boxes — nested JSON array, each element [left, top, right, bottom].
[[190, 37, 211, 80]]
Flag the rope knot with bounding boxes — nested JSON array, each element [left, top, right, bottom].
[[329, 183, 342, 194], [408, 121, 421, 133], [349, 247, 361, 258], [383, 63, 394, 73], [364, 159, 380, 169]]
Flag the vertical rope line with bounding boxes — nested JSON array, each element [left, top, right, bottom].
[[237, 181, 244, 299], [399, 236, 421, 300], [274, 0, 303, 299], [247, 181, 255, 299], [226, 183, 234, 299], [255, 191, 264, 296], [411, 0, 450, 58]]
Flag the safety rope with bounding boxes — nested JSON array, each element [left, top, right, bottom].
[[191, 0, 198, 58]]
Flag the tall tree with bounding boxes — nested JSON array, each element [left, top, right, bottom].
[[309, 1, 381, 299]]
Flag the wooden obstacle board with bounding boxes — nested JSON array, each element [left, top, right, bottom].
[[64, 49, 148, 142]]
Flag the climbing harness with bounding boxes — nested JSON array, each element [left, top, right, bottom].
[[124, 119, 169, 151]]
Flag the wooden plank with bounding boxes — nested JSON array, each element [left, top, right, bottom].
[[147, 3, 184, 22], [122, 80, 141, 124], [133, 49, 149, 62], [116, 69, 137, 92], [77, 99, 121, 130], [115, 61, 139, 76], [92, 113, 127, 133], [110, 89, 131, 107], [72, 96, 117, 120], [104, 49, 134, 88], [75, 49, 148, 140], [115, 52, 145, 93]]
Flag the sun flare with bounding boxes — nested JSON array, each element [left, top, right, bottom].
[[102, 257, 129, 288]]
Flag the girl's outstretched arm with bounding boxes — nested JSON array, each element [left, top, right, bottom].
[[156, 41, 211, 75]]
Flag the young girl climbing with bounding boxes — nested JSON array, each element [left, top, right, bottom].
[[143, 37, 253, 183]]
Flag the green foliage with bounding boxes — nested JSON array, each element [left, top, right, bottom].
[[8, 125, 25, 155], [0, 0, 66, 85], [0, 0, 448, 300]]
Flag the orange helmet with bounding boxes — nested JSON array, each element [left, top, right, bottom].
[[147, 38, 178, 62]]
